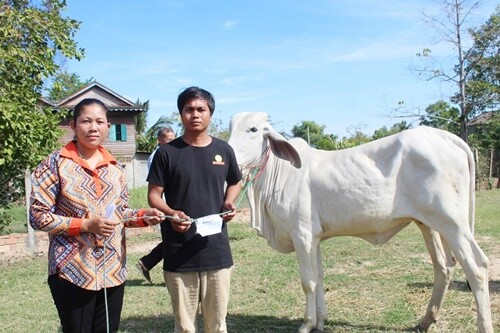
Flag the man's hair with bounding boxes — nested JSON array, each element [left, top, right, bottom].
[[157, 126, 174, 138], [177, 86, 215, 115]]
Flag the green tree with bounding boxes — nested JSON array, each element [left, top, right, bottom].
[[415, 0, 490, 142], [372, 121, 411, 140], [136, 111, 178, 152], [46, 70, 92, 101], [0, 0, 84, 205], [419, 100, 461, 135], [292, 121, 327, 147], [209, 117, 230, 141], [134, 99, 149, 136], [469, 112, 500, 149], [292, 120, 323, 144], [341, 131, 371, 148], [292, 120, 368, 150], [465, 6, 500, 114], [315, 134, 337, 150]]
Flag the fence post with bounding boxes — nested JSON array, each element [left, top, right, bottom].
[[25, 169, 35, 254], [474, 148, 479, 191], [490, 148, 494, 179]]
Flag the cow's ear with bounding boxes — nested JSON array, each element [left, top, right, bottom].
[[264, 128, 302, 168]]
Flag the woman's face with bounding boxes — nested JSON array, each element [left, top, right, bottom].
[[71, 103, 109, 150]]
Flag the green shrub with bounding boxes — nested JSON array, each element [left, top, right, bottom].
[[128, 186, 148, 209], [0, 207, 15, 235]]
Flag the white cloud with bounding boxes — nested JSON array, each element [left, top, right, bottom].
[[224, 19, 239, 30]]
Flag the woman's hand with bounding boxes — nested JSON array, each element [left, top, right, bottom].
[[169, 210, 191, 233], [81, 217, 120, 237]]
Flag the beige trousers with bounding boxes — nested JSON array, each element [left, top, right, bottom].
[[164, 268, 231, 333]]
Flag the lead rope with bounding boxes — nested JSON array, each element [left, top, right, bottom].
[[103, 204, 116, 333], [103, 241, 110, 333], [234, 167, 259, 209]]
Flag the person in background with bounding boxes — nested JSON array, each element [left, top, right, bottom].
[[147, 126, 176, 169], [136, 126, 176, 283], [147, 87, 242, 333], [30, 98, 164, 333]]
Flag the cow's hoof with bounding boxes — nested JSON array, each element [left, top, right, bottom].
[[298, 323, 313, 333], [411, 323, 427, 332]]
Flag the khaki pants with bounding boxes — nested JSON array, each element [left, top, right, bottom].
[[164, 268, 231, 333]]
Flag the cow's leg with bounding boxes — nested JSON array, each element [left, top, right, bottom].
[[415, 223, 456, 332], [293, 232, 321, 333], [315, 245, 327, 330], [443, 232, 492, 333]]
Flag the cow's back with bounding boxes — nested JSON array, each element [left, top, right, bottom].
[[283, 126, 473, 240]]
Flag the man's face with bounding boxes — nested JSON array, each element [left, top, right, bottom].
[[180, 98, 212, 134], [158, 131, 175, 145]]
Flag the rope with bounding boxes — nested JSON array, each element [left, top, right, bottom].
[[234, 167, 259, 209], [121, 210, 236, 224], [103, 204, 115, 333], [103, 241, 110, 333]]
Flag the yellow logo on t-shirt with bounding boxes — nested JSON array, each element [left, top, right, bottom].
[[212, 154, 225, 165]]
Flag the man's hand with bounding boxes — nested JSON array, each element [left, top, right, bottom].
[[143, 208, 164, 225], [169, 210, 192, 233], [222, 201, 237, 222]]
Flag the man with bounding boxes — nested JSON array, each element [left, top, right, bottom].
[[137, 126, 176, 283], [147, 127, 176, 169], [147, 87, 242, 333]]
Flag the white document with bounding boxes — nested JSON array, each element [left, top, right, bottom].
[[105, 204, 116, 219], [194, 214, 223, 237]]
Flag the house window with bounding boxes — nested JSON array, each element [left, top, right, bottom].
[[109, 124, 127, 142]]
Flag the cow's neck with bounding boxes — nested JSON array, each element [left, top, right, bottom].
[[254, 154, 282, 195]]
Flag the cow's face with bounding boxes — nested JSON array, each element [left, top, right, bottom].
[[228, 112, 302, 172], [228, 112, 270, 170]]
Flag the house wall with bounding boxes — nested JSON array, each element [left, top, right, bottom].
[[106, 113, 137, 157]]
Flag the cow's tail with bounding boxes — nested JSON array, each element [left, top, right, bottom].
[[468, 146, 476, 236], [448, 133, 476, 236]]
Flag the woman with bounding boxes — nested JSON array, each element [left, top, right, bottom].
[[30, 98, 163, 333]]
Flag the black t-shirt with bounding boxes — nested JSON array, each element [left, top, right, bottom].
[[147, 136, 242, 272]]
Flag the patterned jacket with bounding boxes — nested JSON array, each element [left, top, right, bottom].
[[30, 141, 149, 290]]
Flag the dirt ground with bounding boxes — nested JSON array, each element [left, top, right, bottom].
[[489, 257, 500, 281]]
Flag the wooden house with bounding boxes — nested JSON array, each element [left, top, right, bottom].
[[40, 82, 150, 188]]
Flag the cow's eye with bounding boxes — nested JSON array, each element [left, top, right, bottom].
[[249, 127, 258, 133]]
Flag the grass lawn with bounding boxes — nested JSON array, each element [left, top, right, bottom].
[[3, 186, 248, 234], [0, 190, 498, 332]]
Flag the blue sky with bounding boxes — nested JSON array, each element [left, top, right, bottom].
[[62, 0, 497, 137]]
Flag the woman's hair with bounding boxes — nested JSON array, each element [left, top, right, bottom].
[[177, 86, 215, 115], [73, 98, 108, 122]]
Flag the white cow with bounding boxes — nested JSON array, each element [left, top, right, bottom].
[[228, 112, 493, 333]]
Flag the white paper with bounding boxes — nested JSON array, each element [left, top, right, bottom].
[[194, 214, 223, 237], [105, 204, 116, 219]]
